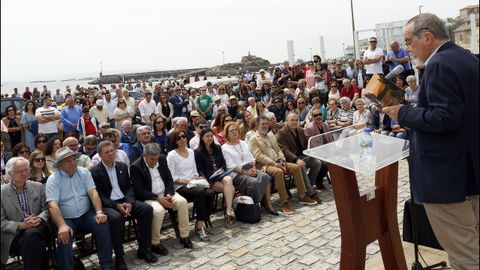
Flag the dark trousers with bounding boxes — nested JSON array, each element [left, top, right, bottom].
[[102, 200, 153, 256], [55, 209, 113, 270], [177, 186, 214, 221], [10, 222, 50, 270]]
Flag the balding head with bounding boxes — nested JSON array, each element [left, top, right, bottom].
[[390, 41, 400, 52]]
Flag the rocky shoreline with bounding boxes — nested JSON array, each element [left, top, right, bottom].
[[89, 54, 272, 84]]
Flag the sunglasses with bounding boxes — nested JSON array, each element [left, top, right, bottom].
[[370, 40, 377, 43], [156, 121, 164, 124], [298, 102, 305, 104], [198, 125, 207, 129], [118, 102, 125, 104], [36, 140, 47, 144], [176, 135, 187, 140], [33, 157, 46, 162], [313, 114, 322, 117]]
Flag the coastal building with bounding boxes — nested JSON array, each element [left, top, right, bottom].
[[452, 4, 479, 53]]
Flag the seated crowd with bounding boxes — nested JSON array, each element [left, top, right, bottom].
[[1, 56, 415, 270]]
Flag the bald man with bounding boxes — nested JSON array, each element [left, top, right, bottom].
[[386, 40, 413, 76]]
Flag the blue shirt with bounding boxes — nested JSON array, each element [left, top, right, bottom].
[[61, 105, 82, 132], [46, 166, 96, 218], [386, 48, 411, 72]]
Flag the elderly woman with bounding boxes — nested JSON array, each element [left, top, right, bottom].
[[331, 97, 355, 129], [221, 122, 277, 215], [404, 75, 419, 106], [167, 130, 215, 241], [351, 98, 372, 133], [28, 150, 51, 184], [194, 128, 236, 226]]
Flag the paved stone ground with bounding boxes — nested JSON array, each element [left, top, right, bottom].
[[76, 159, 412, 269]]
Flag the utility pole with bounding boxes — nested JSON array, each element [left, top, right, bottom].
[[222, 51, 225, 65], [419, 5, 423, 14], [350, 0, 357, 59]]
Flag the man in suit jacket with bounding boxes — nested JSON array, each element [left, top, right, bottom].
[[91, 141, 157, 268], [276, 112, 322, 202], [130, 143, 193, 249], [249, 115, 317, 215], [128, 125, 152, 164], [169, 87, 189, 118], [1, 157, 50, 269], [384, 13, 479, 269]]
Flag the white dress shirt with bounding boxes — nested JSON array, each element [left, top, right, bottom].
[[102, 161, 125, 200]]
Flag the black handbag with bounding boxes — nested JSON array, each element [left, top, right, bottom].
[[235, 202, 261, 224]]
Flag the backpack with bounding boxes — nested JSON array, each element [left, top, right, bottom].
[[234, 196, 261, 224]]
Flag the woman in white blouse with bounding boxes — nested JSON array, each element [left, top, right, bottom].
[[113, 98, 133, 129], [167, 130, 215, 241], [221, 122, 278, 215]]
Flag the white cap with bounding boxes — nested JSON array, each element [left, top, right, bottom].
[[96, 99, 104, 106]]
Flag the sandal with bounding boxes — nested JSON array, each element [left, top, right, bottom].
[[224, 213, 235, 227], [195, 226, 210, 241]]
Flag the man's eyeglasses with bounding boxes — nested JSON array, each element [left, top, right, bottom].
[[67, 144, 79, 149], [405, 27, 430, 46]]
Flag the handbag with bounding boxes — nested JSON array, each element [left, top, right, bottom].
[[28, 119, 39, 135], [234, 196, 261, 224], [186, 178, 210, 189]]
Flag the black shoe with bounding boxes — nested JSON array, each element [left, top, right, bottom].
[[115, 256, 128, 270], [180, 236, 193, 249], [151, 244, 169, 256], [137, 249, 158, 263]]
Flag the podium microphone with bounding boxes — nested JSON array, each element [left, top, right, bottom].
[[385, 65, 404, 81]]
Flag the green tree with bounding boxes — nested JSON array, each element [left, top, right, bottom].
[[446, 16, 466, 41]]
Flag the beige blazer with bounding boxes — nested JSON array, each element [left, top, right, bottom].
[[1, 180, 49, 264], [248, 131, 285, 170]]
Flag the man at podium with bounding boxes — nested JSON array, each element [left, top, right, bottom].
[[383, 13, 479, 269]]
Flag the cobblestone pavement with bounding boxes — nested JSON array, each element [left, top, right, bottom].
[[79, 159, 411, 269]]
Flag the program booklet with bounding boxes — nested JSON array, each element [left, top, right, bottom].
[[209, 168, 234, 181], [363, 73, 406, 107]]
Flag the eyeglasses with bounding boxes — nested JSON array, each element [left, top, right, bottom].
[[140, 132, 151, 136], [36, 140, 47, 144], [33, 157, 46, 162], [313, 114, 322, 117], [176, 135, 187, 140], [328, 103, 336, 106], [228, 128, 239, 133], [405, 27, 430, 46], [67, 144, 79, 148]]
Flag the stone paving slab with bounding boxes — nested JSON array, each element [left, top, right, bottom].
[[73, 159, 418, 269]]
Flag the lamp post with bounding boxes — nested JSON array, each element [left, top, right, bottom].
[[309, 48, 313, 61], [350, 0, 357, 59], [222, 51, 225, 65], [419, 5, 423, 14]]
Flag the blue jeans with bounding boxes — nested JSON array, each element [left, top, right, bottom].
[[56, 209, 113, 270]]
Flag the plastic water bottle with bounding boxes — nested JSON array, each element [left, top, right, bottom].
[[360, 128, 373, 160]]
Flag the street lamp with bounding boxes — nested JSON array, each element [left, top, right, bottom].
[[419, 5, 423, 14], [222, 51, 225, 65], [350, 0, 357, 59], [309, 48, 313, 61]]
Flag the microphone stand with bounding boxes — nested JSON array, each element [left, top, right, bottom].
[[409, 181, 447, 269]]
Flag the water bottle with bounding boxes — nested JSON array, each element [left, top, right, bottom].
[[360, 128, 373, 159]]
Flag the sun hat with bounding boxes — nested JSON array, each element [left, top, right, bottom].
[[53, 146, 81, 168]]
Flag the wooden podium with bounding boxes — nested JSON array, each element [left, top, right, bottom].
[[304, 133, 409, 269]]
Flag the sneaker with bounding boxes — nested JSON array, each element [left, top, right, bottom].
[[310, 194, 322, 204], [281, 202, 294, 215], [299, 196, 317, 205]]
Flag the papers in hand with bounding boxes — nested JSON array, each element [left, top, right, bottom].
[[209, 168, 234, 181]]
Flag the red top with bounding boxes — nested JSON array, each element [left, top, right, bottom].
[[340, 84, 360, 101], [83, 116, 96, 135]]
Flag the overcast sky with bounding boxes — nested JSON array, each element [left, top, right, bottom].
[[1, 0, 474, 82]]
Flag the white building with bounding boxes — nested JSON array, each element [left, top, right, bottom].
[[375, 20, 409, 51]]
